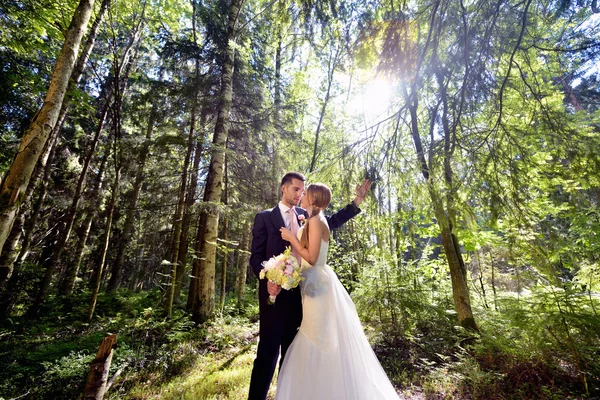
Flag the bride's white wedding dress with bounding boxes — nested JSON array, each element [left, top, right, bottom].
[[275, 226, 400, 399]]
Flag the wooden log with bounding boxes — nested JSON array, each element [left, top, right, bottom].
[[82, 334, 117, 400]]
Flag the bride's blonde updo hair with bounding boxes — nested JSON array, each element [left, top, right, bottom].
[[300, 183, 332, 249]]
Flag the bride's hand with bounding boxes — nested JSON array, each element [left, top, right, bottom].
[[280, 227, 295, 243], [267, 280, 281, 297]]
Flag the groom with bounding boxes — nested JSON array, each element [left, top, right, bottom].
[[248, 172, 370, 400]]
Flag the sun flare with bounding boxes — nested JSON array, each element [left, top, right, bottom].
[[347, 77, 395, 122]]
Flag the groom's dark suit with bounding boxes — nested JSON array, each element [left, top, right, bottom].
[[248, 202, 361, 400]]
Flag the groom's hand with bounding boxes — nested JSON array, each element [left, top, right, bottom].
[[267, 280, 282, 297], [353, 179, 371, 206]]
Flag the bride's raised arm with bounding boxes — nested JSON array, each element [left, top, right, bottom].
[[280, 218, 323, 266]]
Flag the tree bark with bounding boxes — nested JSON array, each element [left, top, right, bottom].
[[404, 78, 477, 330], [164, 108, 196, 317], [0, 0, 95, 255], [309, 44, 340, 173], [88, 145, 120, 321], [83, 334, 117, 400], [88, 43, 126, 320], [60, 150, 109, 297], [108, 108, 156, 291], [219, 218, 228, 313], [190, 0, 242, 323], [29, 101, 110, 314], [173, 3, 205, 304], [0, 0, 109, 284], [236, 223, 250, 312], [39, 9, 142, 295], [174, 136, 203, 303], [0, 211, 25, 284]]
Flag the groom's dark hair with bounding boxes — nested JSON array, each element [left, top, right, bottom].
[[281, 172, 306, 187]]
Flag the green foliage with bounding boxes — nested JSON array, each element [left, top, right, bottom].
[[0, 288, 261, 399]]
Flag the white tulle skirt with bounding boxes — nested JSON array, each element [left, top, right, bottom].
[[275, 263, 400, 400]]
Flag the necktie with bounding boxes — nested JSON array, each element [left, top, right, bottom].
[[287, 209, 301, 264]]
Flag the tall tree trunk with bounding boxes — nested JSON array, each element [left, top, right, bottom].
[[309, 44, 340, 173], [1, 0, 109, 282], [87, 169, 120, 322], [404, 80, 477, 330], [88, 140, 121, 321], [0, 212, 25, 285], [219, 218, 228, 313], [270, 0, 285, 203], [60, 150, 109, 296], [88, 41, 125, 320], [108, 108, 156, 291], [174, 136, 203, 303], [164, 123, 195, 317], [36, 11, 142, 299], [187, 212, 205, 312], [218, 152, 229, 313], [173, 2, 204, 304], [190, 0, 241, 323], [0, 131, 60, 286], [29, 101, 110, 314], [0, 0, 95, 255], [15, 141, 59, 267], [236, 223, 250, 312]]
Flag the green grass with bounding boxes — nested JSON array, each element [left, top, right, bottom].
[[1, 285, 598, 399], [129, 341, 269, 400]]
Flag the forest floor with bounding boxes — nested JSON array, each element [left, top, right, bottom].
[[124, 321, 426, 400], [0, 289, 596, 399]]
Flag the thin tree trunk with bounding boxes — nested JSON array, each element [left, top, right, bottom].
[[0, 212, 25, 284], [108, 108, 156, 291], [88, 165, 120, 321], [88, 43, 126, 320], [29, 101, 110, 313], [308, 46, 338, 173], [404, 78, 477, 330], [129, 239, 145, 292], [88, 146, 120, 321], [15, 141, 59, 267], [0, 0, 95, 254], [219, 218, 228, 313], [187, 211, 205, 312], [174, 136, 203, 303], [191, 0, 241, 324], [7, 0, 108, 272], [236, 223, 250, 312], [270, 1, 284, 202], [60, 150, 109, 296], [476, 250, 488, 309], [173, 3, 204, 304], [218, 152, 229, 313], [38, 10, 142, 296], [164, 109, 196, 318], [490, 251, 498, 311]]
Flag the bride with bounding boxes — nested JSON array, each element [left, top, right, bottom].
[[277, 183, 400, 400]]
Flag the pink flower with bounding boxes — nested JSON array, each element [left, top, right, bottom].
[[284, 265, 294, 275], [298, 215, 306, 226]]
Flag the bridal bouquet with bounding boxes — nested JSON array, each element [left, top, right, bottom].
[[260, 247, 303, 304]]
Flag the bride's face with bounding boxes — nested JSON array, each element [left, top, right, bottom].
[[300, 191, 311, 210]]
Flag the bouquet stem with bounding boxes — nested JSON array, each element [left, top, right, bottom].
[[268, 295, 277, 305]]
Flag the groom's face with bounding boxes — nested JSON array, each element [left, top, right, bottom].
[[281, 178, 305, 207]]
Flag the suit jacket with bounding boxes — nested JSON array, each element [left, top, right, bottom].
[[250, 202, 361, 277]]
